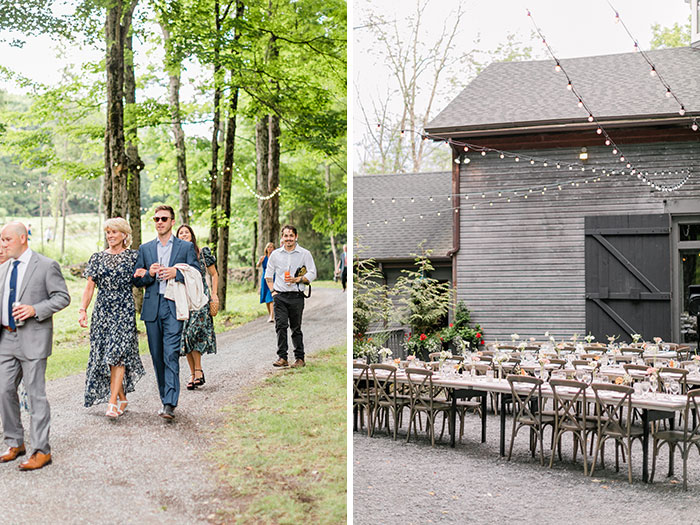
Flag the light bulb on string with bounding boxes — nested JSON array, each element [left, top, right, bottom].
[[666, 89, 672, 98], [515, 157, 520, 162], [596, 128, 602, 135], [577, 99, 583, 108], [587, 114, 594, 122], [530, 159, 535, 165], [481, 151, 486, 156], [499, 153, 505, 159], [605, 139, 611, 146], [692, 121, 699, 132], [567, 82, 573, 91], [650, 67, 657, 77], [680, 107, 686, 116], [612, 148, 618, 155]]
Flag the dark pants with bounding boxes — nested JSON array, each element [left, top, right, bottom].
[[341, 267, 347, 291], [145, 294, 183, 407], [273, 292, 305, 361]]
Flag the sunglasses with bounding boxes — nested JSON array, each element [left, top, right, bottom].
[[153, 216, 171, 223]]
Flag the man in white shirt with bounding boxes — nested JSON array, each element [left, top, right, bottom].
[[265, 224, 316, 368]]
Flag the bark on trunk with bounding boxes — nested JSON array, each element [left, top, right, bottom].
[[255, 115, 280, 256], [218, 86, 239, 311], [125, 15, 142, 249], [325, 164, 338, 271], [105, 0, 128, 217], [209, 0, 222, 251], [160, 23, 189, 225]]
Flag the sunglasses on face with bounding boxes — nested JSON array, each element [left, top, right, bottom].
[[153, 216, 171, 223]]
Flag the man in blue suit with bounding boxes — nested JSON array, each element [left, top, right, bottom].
[[133, 205, 199, 420]]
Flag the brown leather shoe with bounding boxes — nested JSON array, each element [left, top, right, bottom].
[[290, 359, 306, 368], [273, 358, 289, 367], [0, 444, 26, 463], [18, 451, 52, 471]]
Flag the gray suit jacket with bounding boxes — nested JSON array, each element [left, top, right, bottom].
[[0, 252, 71, 359]]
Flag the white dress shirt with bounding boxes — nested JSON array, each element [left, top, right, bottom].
[[264, 244, 317, 293], [2, 247, 33, 326]]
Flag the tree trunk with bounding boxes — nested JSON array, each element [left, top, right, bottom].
[[159, 22, 189, 225], [60, 180, 67, 256], [209, 0, 222, 250], [105, 0, 128, 217], [325, 164, 338, 272], [124, 14, 142, 249], [217, 86, 239, 311]]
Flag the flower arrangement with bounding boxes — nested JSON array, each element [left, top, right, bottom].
[[584, 333, 595, 344], [606, 335, 619, 344], [615, 374, 633, 385], [378, 347, 392, 360], [511, 333, 520, 342], [570, 333, 580, 343], [653, 337, 662, 345], [631, 333, 642, 344], [439, 350, 453, 362], [353, 336, 380, 363]]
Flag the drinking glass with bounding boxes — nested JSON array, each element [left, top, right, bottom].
[[668, 379, 681, 396], [533, 367, 541, 380], [640, 381, 651, 397], [485, 370, 494, 380]]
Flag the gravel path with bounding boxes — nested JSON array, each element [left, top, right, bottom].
[[354, 404, 700, 524], [0, 287, 347, 524]]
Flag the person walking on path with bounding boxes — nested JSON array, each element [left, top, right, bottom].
[[78, 218, 145, 418], [265, 224, 316, 368], [336, 244, 347, 292], [0, 221, 70, 470], [176, 225, 218, 391], [132, 205, 199, 420], [257, 242, 275, 323]]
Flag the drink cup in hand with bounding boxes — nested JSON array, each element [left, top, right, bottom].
[[12, 302, 25, 327], [284, 270, 291, 283]]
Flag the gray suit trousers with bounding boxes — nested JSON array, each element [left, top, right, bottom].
[[0, 331, 50, 454]]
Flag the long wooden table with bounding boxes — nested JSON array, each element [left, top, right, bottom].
[[356, 367, 689, 483]]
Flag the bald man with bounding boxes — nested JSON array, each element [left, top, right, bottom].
[[0, 222, 70, 470]]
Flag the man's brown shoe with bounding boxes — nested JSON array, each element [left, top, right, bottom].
[[18, 451, 52, 471], [273, 358, 289, 367], [291, 359, 306, 368], [0, 444, 26, 463]]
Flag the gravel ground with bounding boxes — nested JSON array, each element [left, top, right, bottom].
[[354, 405, 700, 524], [0, 287, 347, 524]]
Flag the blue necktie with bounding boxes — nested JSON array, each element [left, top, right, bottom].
[[8, 260, 19, 330]]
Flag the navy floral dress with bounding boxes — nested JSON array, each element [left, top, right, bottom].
[[180, 247, 217, 356], [83, 250, 145, 407]]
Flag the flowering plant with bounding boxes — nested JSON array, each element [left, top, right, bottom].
[[606, 335, 619, 344], [630, 333, 642, 343], [353, 336, 381, 363], [511, 333, 520, 342], [378, 347, 392, 360], [584, 333, 595, 344], [403, 332, 441, 360], [653, 337, 663, 345], [570, 333, 580, 343], [538, 356, 550, 367], [439, 350, 453, 362]]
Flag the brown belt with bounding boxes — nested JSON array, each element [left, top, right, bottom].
[[2, 326, 16, 333]]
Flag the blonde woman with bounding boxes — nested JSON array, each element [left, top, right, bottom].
[[257, 242, 276, 322], [78, 218, 145, 417]]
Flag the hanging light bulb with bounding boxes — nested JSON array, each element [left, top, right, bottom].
[[679, 106, 686, 116], [605, 139, 611, 146], [454, 157, 461, 164], [666, 89, 672, 98], [481, 151, 486, 156], [464, 146, 469, 152], [515, 157, 520, 162], [567, 82, 572, 91], [554, 62, 561, 72], [692, 121, 699, 132], [499, 153, 505, 159], [596, 128, 602, 135], [587, 114, 594, 122], [577, 99, 583, 108], [620, 156, 625, 162], [530, 159, 535, 165], [391, 197, 396, 203], [612, 148, 618, 155], [543, 162, 548, 167], [650, 67, 657, 77]]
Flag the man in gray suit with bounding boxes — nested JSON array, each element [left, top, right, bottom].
[[0, 222, 70, 470]]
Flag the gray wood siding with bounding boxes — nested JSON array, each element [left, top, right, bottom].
[[456, 140, 700, 343]]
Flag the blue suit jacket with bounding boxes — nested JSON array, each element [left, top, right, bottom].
[[132, 237, 200, 322]]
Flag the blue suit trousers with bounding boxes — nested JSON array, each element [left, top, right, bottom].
[[145, 294, 183, 407]]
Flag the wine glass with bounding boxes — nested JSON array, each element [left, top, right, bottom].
[[640, 380, 651, 397], [668, 379, 681, 396], [533, 367, 541, 380]]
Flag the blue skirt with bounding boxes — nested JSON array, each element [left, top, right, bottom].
[[260, 274, 273, 303]]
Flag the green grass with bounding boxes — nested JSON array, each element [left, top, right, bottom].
[[211, 345, 347, 524]]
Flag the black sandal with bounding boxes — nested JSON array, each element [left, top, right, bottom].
[[186, 375, 197, 390], [194, 369, 206, 386]]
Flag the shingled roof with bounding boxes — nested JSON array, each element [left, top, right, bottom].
[[425, 46, 700, 135], [354, 171, 452, 260]]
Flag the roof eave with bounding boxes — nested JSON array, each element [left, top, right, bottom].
[[424, 115, 697, 140]]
